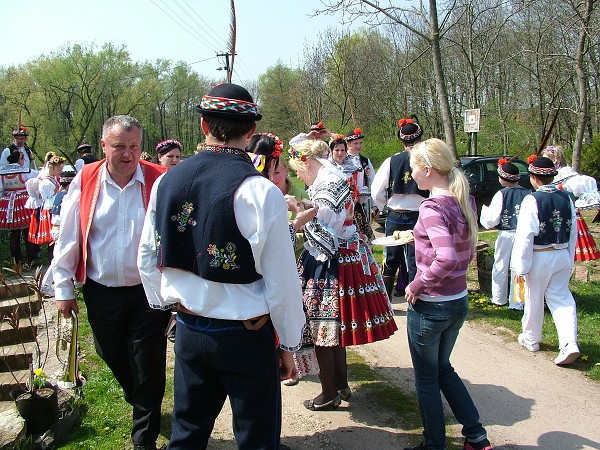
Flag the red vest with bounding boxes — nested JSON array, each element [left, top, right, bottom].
[[75, 159, 166, 282]]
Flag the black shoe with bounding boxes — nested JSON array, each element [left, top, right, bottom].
[[167, 326, 176, 343], [403, 443, 431, 450], [133, 444, 157, 450], [280, 444, 291, 450]]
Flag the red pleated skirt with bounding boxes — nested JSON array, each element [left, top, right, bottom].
[[298, 246, 397, 348], [575, 212, 600, 261], [28, 208, 53, 245], [0, 190, 32, 229]]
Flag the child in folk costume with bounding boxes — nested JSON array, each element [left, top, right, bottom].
[[511, 155, 580, 365], [541, 145, 600, 261], [28, 155, 64, 251], [288, 139, 397, 411], [480, 159, 531, 309], [0, 150, 38, 270]]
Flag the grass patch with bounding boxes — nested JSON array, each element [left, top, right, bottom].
[[346, 349, 421, 430]]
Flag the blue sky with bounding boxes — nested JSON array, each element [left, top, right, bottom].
[[1, 0, 365, 83]]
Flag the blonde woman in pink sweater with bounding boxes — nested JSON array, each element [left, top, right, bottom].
[[403, 138, 492, 450]]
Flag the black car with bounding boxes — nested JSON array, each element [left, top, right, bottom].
[[460, 156, 532, 216], [375, 156, 532, 225]]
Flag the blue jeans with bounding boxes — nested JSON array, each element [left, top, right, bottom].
[[407, 296, 487, 450]]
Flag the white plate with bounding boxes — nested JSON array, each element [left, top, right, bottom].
[[371, 235, 414, 247]]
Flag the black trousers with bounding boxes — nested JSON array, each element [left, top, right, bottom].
[[168, 311, 282, 450], [384, 210, 419, 283], [83, 278, 171, 446]]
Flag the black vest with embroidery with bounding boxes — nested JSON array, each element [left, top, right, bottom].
[[358, 154, 371, 186], [155, 149, 263, 283], [7, 144, 34, 162], [497, 186, 531, 230], [388, 152, 429, 197], [531, 189, 572, 245]]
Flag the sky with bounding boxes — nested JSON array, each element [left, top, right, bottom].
[[0, 0, 367, 83]]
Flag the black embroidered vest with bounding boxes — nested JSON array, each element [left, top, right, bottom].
[[155, 148, 263, 283], [80, 154, 99, 165], [497, 186, 531, 230], [532, 189, 572, 245], [388, 152, 429, 197]]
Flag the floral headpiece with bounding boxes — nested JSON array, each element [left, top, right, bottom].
[[12, 126, 28, 137], [544, 145, 556, 155], [49, 155, 65, 165], [262, 132, 283, 158], [310, 122, 325, 131], [155, 139, 182, 155], [288, 147, 307, 162], [331, 134, 346, 141]]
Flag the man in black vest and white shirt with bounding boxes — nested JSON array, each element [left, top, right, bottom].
[[1, 126, 36, 169], [138, 83, 305, 450], [371, 117, 428, 299]]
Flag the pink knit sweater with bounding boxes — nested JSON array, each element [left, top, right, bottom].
[[408, 194, 476, 298]]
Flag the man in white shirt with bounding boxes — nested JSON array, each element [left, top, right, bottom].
[[53, 115, 169, 450], [1, 126, 37, 169], [138, 83, 305, 450]]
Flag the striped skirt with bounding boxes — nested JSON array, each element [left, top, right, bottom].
[[0, 190, 32, 230]]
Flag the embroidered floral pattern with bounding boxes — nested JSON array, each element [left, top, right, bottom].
[[403, 170, 412, 185], [207, 242, 240, 270], [171, 202, 197, 232], [550, 209, 563, 232]]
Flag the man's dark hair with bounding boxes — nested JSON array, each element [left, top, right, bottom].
[[534, 174, 555, 185], [204, 116, 254, 142]]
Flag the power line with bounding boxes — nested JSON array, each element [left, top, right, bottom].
[[178, 0, 227, 50], [150, 0, 221, 55]]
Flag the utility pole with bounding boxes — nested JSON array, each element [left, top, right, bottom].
[[217, 52, 236, 82]]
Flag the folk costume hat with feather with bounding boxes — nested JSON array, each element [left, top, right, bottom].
[[527, 155, 558, 176], [12, 126, 28, 137], [345, 128, 364, 141], [196, 83, 262, 121], [77, 143, 92, 154], [497, 158, 521, 181], [397, 118, 423, 143]]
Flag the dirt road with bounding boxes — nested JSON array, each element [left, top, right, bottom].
[[204, 298, 600, 450]]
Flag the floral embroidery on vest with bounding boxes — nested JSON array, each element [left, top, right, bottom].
[[171, 202, 197, 232], [207, 242, 240, 270]]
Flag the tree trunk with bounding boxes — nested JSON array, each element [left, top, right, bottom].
[[429, 0, 456, 156], [572, 0, 593, 172]]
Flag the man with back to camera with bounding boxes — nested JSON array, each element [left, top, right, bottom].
[[138, 83, 305, 450]]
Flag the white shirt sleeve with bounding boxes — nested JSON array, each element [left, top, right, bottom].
[[479, 190, 503, 229], [511, 194, 537, 275], [52, 173, 83, 301], [138, 174, 171, 309], [371, 157, 391, 210], [0, 148, 9, 167]]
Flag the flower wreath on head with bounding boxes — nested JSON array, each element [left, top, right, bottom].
[[331, 133, 346, 141], [288, 147, 307, 162], [50, 155, 65, 165], [544, 145, 555, 155], [155, 139, 182, 153], [262, 132, 283, 158]]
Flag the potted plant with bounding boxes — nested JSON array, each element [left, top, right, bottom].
[[1, 266, 59, 435]]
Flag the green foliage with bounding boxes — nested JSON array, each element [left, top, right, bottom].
[[580, 135, 600, 180]]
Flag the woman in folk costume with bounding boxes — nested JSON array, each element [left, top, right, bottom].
[[403, 138, 492, 450], [28, 155, 64, 250], [541, 145, 599, 261], [479, 159, 531, 309], [288, 139, 397, 411], [153, 139, 182, 170], [328, 134, 361, 204], [0, 149, 38, 269]]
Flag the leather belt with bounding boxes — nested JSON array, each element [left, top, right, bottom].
[[388, 209, 413, 213], [533, 247, 561, 252], [177, 304, 270, 331]]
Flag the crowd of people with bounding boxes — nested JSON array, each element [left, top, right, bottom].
[[3, 80, 598, 450]]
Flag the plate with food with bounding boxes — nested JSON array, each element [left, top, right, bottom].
[[371, 230, 414, 246]]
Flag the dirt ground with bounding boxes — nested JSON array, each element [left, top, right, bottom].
[[198, 216, 600, 450], [196, 296, 600, 450]]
